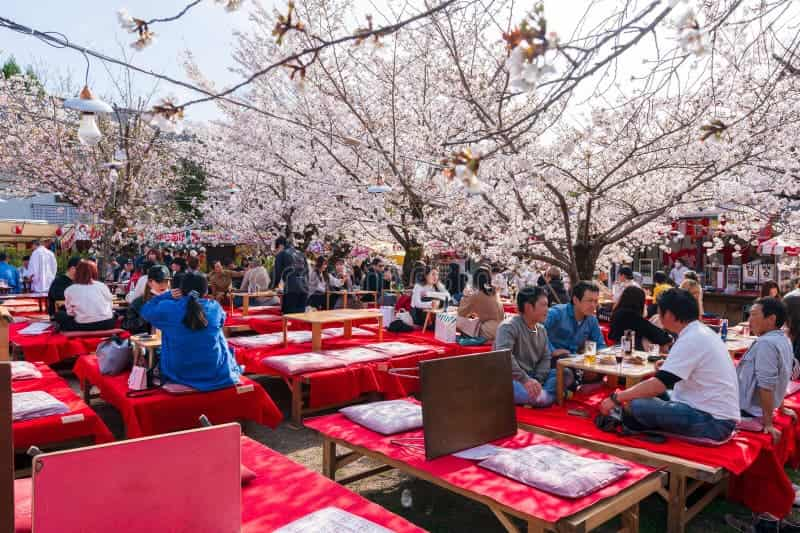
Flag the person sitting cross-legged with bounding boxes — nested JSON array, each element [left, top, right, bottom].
[[737, 297, 795, 444], [494, 287, 573, 407], [599, 288, 740, 441], [544, 281, 607, 355]]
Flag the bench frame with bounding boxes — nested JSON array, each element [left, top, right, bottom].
[[319, 433, 666, 533], [517, 421, 728, 533]]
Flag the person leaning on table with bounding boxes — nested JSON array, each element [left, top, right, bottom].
[[494, 287, 574, 407], [599, 288, 740, 441]]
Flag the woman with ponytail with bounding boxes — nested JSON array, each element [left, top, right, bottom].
[[141, 272, 241, 391]]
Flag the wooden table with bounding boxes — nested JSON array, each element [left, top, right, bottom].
[[516, 418, 727, 533], [325, 290, 378, 309], [130, 332, 161, 368], [317, 429, 665, 533], [231, 291, 277, 316], [556, 352, 658, 406], [0, 292, 48, 312], [282, 309, 383, 352]]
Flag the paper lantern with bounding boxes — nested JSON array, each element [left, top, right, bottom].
[[55, 227, 63, 237], [14, 225, 23, 235]]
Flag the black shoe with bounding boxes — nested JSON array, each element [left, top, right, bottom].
[[724, 513, 755, 532], [776, 518, 800, 533]]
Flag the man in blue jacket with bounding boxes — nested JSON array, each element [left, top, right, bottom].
[[544, 281, 607, 355], [0, 252, 20, 293]]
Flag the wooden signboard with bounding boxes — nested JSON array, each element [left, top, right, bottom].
[[420, 350, 516, 460]]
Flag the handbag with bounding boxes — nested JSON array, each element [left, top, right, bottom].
[[97, 336, 133, 375], [456, 316, 481, 338], [128, 365, 148, 391]]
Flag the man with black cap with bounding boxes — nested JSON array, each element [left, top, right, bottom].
[[612, 266, 639, 304], [123, 265, 172, 334], [272, 236, 309, 314], [47, 256, 82, 318]]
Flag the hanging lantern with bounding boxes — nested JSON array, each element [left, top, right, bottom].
[[14, 225, 23, 235], [55, 227, 63, 237]]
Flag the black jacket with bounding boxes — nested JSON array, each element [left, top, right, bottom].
[[47, 274, 73, 317], [609, 308, 672, 350], [540, 278, 568, 306], [272, 246, 309, 295]]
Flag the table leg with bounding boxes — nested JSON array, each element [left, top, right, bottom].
[[322, 438, 337, 480], [620, 503, 640, 533], [556, 361, 565, 406], [343, 293, 348, 308], [343, 320, 352, 339], [326, 292, 330, 310], [378, 316, 383, 342], [311, 322, 322, 352], [290, 377, 303, 427], [667, 472, 687, 533], [242, 295, 250, 316], [283, 317, 289, 348]]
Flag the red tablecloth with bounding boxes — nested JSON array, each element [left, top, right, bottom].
[[234, 331, 451, 408], [73, 355, 282, 438], [240, 437, 425, 532], [12, 362, 113, 450], [502, 303, 517, 314], [13, 436, 425, 533], [10, 322, 128, 365], [516, 390, 795, 517], [306, 413, 656, 524]]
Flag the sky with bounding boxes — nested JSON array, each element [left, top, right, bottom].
[[1, 0, 261, 121], [0, 0, 672, 125]]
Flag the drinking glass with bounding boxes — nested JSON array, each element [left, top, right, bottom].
[[584, 341, 597, 365], [649, 343, 661, 359], [615, 346, 624, 372]]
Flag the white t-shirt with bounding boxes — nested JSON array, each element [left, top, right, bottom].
[[661, 320, 740, 422], [64, 281, 113, 324], [126, 275, 148, 303], [29, 245, 57, 293]]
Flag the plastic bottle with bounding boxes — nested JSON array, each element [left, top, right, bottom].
[[401, 488, 413, 508], [720, 318, 728, 341]]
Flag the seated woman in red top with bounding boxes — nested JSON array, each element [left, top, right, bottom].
[[609, 285, 671, 351]]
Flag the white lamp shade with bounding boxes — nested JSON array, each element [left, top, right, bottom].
[[77, 114, 102, 146], [64, 86, 113, 114]]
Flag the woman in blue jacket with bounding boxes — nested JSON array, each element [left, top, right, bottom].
[[140, 272, 241, 391]]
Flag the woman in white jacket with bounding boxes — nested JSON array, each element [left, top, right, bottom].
[[411, 265, 450, 329]]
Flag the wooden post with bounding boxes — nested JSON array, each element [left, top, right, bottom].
[[0, 306, 11, 362], [0, 363, 13, 533]]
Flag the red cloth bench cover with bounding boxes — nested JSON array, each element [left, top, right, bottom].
[[10, 322, 129, 365], [60, 328, 125, 338], [516, 390, 796, 517], [305, 413, 656, 524], [12, 362, 113, 450], [73, 355, 282, 438], [13, 436, 425, 533]]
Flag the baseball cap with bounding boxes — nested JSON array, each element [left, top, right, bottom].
[[148, 265, 172, 282]]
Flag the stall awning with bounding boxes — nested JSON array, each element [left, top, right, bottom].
[[758, 237, 800, 256]]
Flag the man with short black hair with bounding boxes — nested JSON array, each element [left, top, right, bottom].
[[494, 287, 573, 406], [362, 257, 388, 304], [0, 252, 20, 293], [47, 256, 82, 317], [737, 297, 794, 444], [272, 237, 309, 314], [544, 281, 607, 355], [600, 288, 740, 441]]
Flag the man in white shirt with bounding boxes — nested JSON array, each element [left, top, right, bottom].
[[669, 259, 689, 286], [513, 265, 539, 291], [28, 240, 57, 293], [600, 288, 740, 442], [612, 266, 640, 303]]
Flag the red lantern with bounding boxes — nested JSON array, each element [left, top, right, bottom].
[[55, 227, 63, 237], [14, 225, 22, 235]]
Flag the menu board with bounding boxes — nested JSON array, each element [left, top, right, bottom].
[[638, 259, 654, 285], [726, 265, 741, 292], [742, 262, 759, 284], [759, 264, 776, 283]]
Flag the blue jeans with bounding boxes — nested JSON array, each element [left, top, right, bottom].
[[627, 398, 736, 441], [513, 369, 573, 407]]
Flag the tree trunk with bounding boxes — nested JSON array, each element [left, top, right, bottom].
[[402, 241, 422, 286], [572, 242, 601, 285]]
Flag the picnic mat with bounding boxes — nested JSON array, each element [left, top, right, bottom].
[[73, 355, 282, 438], [12, 362, 113, 450], [305, 413, 657, 524], [240, 437, 425, 532], [9, 322, 129, 365], [516, 391, 795, 517]]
